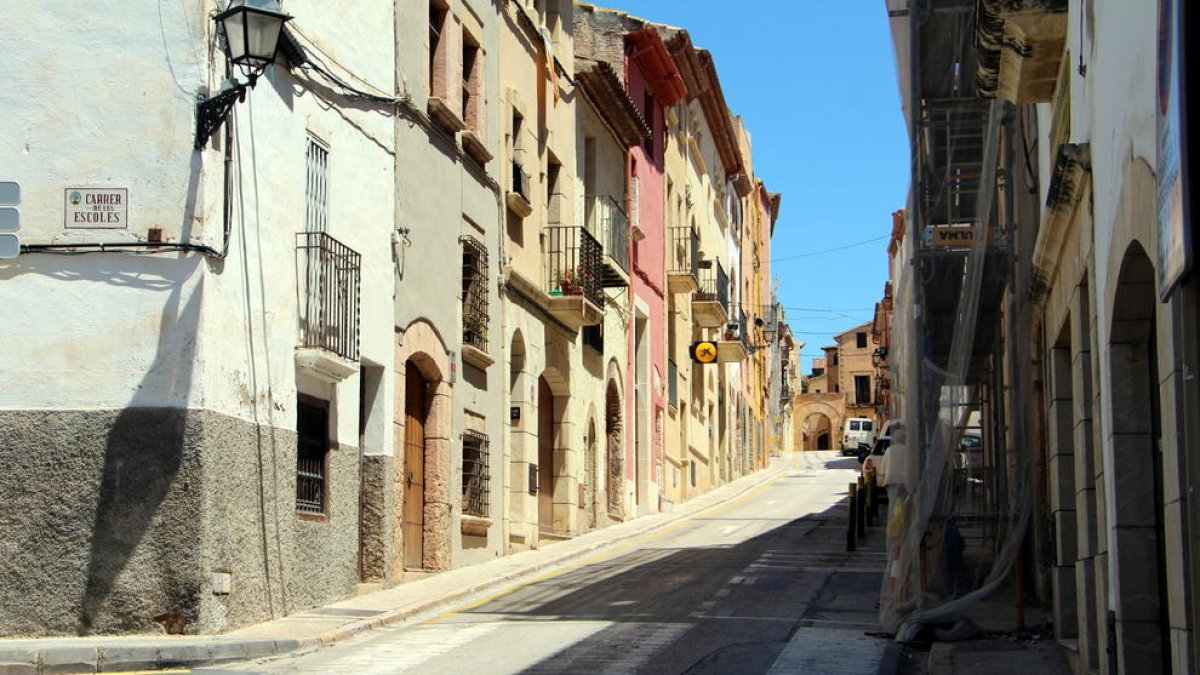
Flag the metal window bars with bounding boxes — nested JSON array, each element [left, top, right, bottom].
[[296, 400, 328, 514], [585, 194, 629, 275], [461, 235, 489, 351], [668, 227, 699, 278], [297, 232, 361, 362], [697, 258, 729, 314], [544, 225, 604, 309], [461, 429, 490, 518], [305, 137, 329, 233]]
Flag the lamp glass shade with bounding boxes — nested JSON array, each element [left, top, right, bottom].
[[216, 0, 291, 69]]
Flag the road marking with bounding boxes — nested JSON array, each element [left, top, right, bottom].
[[426, 470, 790, 623]]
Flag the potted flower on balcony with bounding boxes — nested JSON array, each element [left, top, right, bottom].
[[554, 269, 582, 296]]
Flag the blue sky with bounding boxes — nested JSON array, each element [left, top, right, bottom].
[[610, 1, 910, 370]]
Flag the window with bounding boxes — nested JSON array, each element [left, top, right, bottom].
[[461, 236, 489, 351], [856, 332, 868, 349], [462, 32, 483, 132], [862, 420, 874, 432], [296, 397, 330, 515], [854, 375, 871, 405], [849, 420, 861, 431], [305, 135, 329, 233], [461, 430, 490, 518], [429, 3, 449, 98]]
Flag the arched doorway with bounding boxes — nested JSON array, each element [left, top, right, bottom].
[[606, 379, 623, 520], [585, 416, 597, 530], [1107, 242, 1171, 672], [508, 331, 527, 542], [805, 413, 833, 451], [538, 377, 556, 533], [403, 360, 428, 569]]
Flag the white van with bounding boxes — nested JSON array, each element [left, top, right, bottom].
[[841, 417, 878, 455]]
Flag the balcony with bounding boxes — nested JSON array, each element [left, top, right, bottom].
[[718, 309, 749, 363], [506, 159, 533, 218], [667, 227, 699, 293], [584, 195, 630, 287], [975, 0, 1067, 104], [295, 232, 361, 383], [544, 225, 604, 329], [692, 259, 729, 328]]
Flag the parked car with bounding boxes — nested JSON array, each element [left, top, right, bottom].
[[955, 432, 982, 470], [841, 417, 877, 455], [860, 420, 900, 485]]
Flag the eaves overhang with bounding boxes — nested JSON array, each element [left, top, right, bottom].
[[697, 49, 744, 177], [578, 61, 652, 147], [664, 30, 709, 101], [628, 27, 688, 106]]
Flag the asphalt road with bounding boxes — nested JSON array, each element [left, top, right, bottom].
[[215, 452, 889, 675]]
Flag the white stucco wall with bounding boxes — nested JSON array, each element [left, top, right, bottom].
[[0, 1, 399, 454], [1065, 0, 1157, 606], [0, 1, 215, 410]]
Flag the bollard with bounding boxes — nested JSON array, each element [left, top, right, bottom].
[[856, 476, 867, 540], [865, 472, 875, 527], [847, 483, 857, 552]]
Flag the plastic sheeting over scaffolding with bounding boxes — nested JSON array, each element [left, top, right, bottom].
[[879, 0, 1044, 637]]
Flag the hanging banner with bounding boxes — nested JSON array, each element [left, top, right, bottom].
[[1157, 0, 1190, 300]]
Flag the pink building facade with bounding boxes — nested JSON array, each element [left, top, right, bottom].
[[624, 27, 685, 514]]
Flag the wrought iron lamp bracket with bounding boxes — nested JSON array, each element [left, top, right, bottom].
[[194, 72, 259, 150]]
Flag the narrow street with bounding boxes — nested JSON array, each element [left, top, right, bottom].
[[211, 453, 889, 675]]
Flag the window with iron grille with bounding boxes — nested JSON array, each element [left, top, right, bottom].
[[296, 397, 329, 515], [461, 430, 490, 518], [461, 236, 489, 351], [305, 135, 329, 233]]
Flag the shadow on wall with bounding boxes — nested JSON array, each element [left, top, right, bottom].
[[76, 259, 203, 634]]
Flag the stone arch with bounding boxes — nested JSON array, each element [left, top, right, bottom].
[[393, 320, 452, 576], [1105, 241, 1171, 672], [583, 403, 599, 530], [507, 330, 531, 542], [793, 396, 845, 451], [605, 361, 624, 520]]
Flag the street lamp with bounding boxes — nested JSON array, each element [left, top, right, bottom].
[[195, 0, 292, 149], [871, 346, 888, 368]]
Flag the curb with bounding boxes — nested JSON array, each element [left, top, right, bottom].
[[0, 463, 790, 674]]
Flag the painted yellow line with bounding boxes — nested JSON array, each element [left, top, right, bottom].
[[426, 470, 789, 623], [61, 671, 191, 675]]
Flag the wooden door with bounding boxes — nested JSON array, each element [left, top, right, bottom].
[[403, 361, 427, 569], [538, 378, 554, 532]]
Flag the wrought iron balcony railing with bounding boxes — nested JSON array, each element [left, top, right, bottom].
[[668, 226, 700, 278], [585, 194, 629, 278], [297, 231, 361, 362], [696, 259, 729, 314], [545, 225, 604, 309]]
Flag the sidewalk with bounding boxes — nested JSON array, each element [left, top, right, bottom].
[[1, 460, 791, 675], [918, 598, 1073, 675]]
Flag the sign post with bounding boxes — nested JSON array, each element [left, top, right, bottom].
[[0, 181, 19, 259]]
